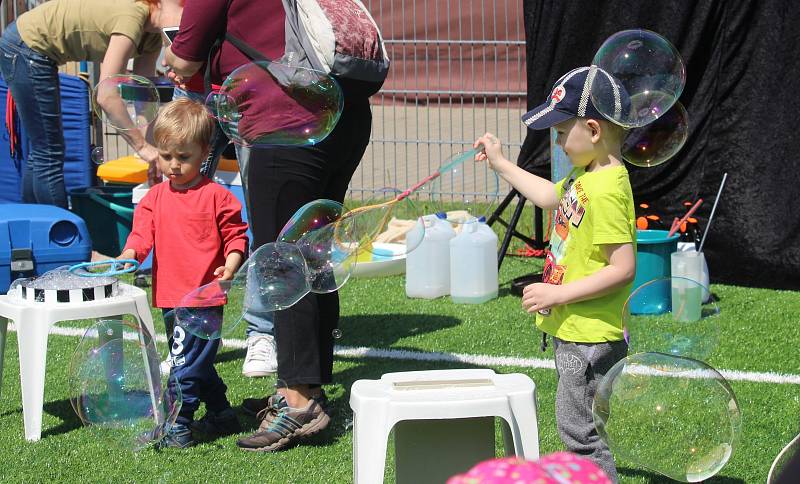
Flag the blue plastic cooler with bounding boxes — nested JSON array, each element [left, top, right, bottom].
[[0, 204, 92, 292]]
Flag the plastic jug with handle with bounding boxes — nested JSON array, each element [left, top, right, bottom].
[[405, 213, 456, 299], [449, 217, 498, 304]]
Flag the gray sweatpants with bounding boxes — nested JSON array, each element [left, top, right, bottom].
[[553, 337, 628, 483]]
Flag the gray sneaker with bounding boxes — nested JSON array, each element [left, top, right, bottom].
[[155, 423, 195, 449], [236, 395, 331, 452]]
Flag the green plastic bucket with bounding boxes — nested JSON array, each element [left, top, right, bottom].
[[69, 186, 134, 256], [630, 229, 679, 314]]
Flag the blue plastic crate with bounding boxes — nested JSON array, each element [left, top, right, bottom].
[[0, 204, 92, 292]]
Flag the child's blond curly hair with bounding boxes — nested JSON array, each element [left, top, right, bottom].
[[153, 98, 214, 150]]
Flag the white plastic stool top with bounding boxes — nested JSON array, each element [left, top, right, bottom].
[[0, 282, 156, 441], [350, 368, 539, 483]]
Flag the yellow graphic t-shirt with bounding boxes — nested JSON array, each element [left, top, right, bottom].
[[536, 165, 636, 342]]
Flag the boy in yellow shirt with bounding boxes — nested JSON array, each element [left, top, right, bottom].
[[475, 66, 636, 482]]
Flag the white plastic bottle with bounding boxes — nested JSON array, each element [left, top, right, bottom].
[[405, 213, 456, 299], [449, 217, 498, 304]]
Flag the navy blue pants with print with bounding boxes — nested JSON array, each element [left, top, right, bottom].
[[162, 308, 230, 424]]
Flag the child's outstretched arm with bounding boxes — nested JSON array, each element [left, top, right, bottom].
[[474, 132, 559, 210], [214, 250, 244, 281], [522, 241, 636, 313]]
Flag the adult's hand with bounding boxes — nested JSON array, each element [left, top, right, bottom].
[[138, 144, 162, 186]]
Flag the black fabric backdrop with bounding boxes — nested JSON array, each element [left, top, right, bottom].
[[519, 0, 800, 289]]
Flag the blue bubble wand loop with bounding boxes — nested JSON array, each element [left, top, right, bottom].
[[68, 259, 140, 277]]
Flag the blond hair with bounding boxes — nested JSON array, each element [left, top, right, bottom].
[[597, 118, 629, 147], [153, 98, 214, 150]]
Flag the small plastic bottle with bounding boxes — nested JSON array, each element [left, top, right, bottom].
[[405, 213, 456, 299], [449, 217, 499, 304]]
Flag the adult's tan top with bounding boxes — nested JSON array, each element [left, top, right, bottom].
[[16, 0, 161, 65]]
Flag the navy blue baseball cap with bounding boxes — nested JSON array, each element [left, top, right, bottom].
[[521, 66, 629, 130]]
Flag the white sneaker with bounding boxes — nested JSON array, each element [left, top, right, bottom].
[[242, 334, 278, 377], [160, 358, 172, 376]]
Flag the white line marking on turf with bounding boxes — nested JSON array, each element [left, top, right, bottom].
[[10, 323, 800, 385]]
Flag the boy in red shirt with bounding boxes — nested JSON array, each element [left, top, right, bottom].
[[120, 98, 248, 448]]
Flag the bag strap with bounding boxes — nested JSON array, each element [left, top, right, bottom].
[[203, 37, 222, 94], [225, 33, 272, 63], [203, 32, 273, 93]]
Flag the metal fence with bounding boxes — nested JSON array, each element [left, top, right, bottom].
[[2, 0, 527, 201], [356, 0, 526, 201]]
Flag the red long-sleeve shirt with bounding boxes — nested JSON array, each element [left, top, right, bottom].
[[124, 178, 248, 308]]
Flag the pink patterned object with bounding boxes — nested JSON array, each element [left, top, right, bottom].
[[446, 452, 612, 484], [316, 0, 382, 58]]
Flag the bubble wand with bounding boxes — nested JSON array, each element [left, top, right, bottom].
[[336, 148, 480, 245], [344, 148, 479, 217], [698, 173, 728, 253]]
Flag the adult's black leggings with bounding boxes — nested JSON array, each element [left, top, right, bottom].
[[246, 97, 372, 387]]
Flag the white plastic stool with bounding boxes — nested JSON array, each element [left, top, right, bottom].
[[350, 369, 539, 484], [0, 282, 155, 441]]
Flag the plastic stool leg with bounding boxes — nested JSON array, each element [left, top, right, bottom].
[[132, 293, 156, 341], [500, 417, 515, 457], [0, 316, 8, 398], [507, 392, 540, 459], [353, 408, 391, 484], [16, 318, 51, 441]]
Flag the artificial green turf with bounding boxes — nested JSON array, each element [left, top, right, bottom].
[[0, 255, 798, 482]]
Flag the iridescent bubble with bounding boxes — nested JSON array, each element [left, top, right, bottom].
[[68, 318, 182, 450], [296, 224, 356, 293], [624, 276, 720, 360], [175, 242, 312, 339], [593, 352, 741, 482], [591, 29, 686, 128], [204, 90, 231, 121], [623, 101, 689, 167], [91, 146, 104, 165], [215, 61, 343, 147], [245, 241, 311, 309], [173, 271, 248, 340], [429, 150, 500, 224], [94, 74, 160, 131], [278, 199, 345, 243], [332, 329, 342, 339], [354, 188, 429, 257]]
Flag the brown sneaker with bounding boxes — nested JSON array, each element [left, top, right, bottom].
[[236, 396, 332, 452], [241, 394, 281, 416]]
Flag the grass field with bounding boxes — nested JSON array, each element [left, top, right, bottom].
[[0, 252, 799, 483]]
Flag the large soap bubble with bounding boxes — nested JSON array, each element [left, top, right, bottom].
[[624, 277, 720, 360], [172, 272, 248, 340], [175, 242, 310, 340], [69, 318, 181, 450], [245, 241, 311, 308], [623, 100, 689, 167], [334, 190, 426, 258], [214, 60, 343, 147], [94, 74, 160, 131], [592, 29, 686, 128], [296, 223, 357, 293], [593, 352, 741, 482], [278, 199, 345, 243]]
